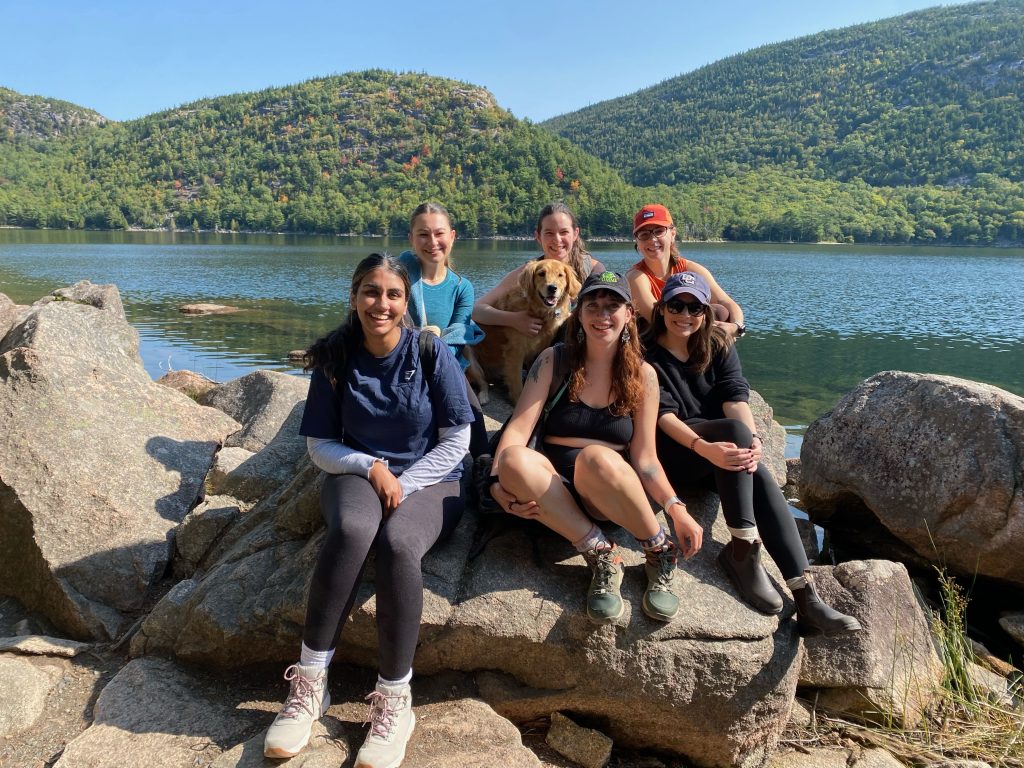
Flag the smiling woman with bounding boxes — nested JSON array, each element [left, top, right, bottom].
[[263, 252, 474, 768], [489, 270, 703, 626]]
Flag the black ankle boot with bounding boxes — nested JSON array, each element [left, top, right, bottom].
[[717, 538, 783, 614], [792, 576, 862, 637]]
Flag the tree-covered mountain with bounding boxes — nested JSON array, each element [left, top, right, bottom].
[[2, 5, 1023, 246], [1, 87, 107, 140], [543, 0, 1024, 188], [0, 71, 639, 235]]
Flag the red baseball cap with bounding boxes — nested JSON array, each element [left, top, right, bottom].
[[633, 204, 674, 235]]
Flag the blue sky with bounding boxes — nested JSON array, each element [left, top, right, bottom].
[[2, 0, 964, 122]]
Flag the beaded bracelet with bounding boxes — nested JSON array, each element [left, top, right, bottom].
[[689, 435, 702, 451]]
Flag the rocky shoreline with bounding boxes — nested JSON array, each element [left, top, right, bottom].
[[2, 282, 1022, 768]]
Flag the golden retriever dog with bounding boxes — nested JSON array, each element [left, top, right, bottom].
[[467, 258, 581, 404]]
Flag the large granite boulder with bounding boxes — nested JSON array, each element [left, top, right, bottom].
[[49, 279, 126, 320], [200, 370, 308, 501], [798, 560, 944, 725], [54, 657, 541, 768], [0, 292, 21, 340], [200, 369, 307, 454], [133, 463, 802, 767], [749, 389, 787, 487], [801, 372, 1024, 586], [0, 286, 240, 640]]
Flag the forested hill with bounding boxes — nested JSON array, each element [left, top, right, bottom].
[[542, 0, 1024, 187], [1, 87, 107, 140], [0, 71, 637, 234]]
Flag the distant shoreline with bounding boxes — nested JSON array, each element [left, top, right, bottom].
[[1, 225, 1022, 249]]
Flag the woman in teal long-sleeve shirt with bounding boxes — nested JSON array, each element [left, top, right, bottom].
[[399, 202, 487, 456]]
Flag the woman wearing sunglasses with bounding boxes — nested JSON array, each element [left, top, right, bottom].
[[643, 271, 860, 637], [627, 204, 744, 336]]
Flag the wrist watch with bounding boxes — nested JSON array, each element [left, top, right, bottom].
[[734, 322, 746, 338]]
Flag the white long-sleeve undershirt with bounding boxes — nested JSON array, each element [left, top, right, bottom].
[[306, 422, 469, 500]]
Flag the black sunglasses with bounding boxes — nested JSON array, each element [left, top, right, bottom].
[[664, 299, 706, 316]]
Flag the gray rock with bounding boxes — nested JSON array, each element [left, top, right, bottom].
[[0, 296, 144, 378], [134, 480, 801, 766], [53, 657, 262, 768], [799, 560, 943, 725], [208, 445, 300, 503], [179, 303, 242, 315], [156, 369, 218, 401], [546, 711, 612, 768], [0, 287, 240, 639], [794, 518, 820, 563], [967, 661, 1014, 707], [749, 389, 787, 487], [768, 746, 850, 768], [0, 293, 19, 342], [173, 496, 244, 578], [999, 610, 1024, 647], [0, 656, 63, 737], [801, 372, 1024, 586], [50, 280, 125, 320], [201, 369, 307, 454], [783, 457, 801, 501], [0, 634, 90, 657]]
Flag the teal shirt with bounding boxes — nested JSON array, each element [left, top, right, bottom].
[[399, 251, 481, 368]]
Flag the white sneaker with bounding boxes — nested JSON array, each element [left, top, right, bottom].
[[354, 681, 415, 768], [264, 663, 330, 758]]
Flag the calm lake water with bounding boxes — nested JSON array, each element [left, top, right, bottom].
[[2, 229, 1022, 441]]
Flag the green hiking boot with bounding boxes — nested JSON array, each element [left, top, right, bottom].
[[582, 545, 624, 624], [642, 542, 679, 621]]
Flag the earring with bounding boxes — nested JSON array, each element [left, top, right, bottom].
[[576, 326, 585, 343], [621, 328, 631, 344]]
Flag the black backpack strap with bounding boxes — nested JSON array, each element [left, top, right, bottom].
[[418, 329, 440, 381]]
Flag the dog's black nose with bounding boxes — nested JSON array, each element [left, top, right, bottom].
[[545, 284, 558, 295]]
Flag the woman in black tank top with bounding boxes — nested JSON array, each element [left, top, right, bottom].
[[488, 271, 704, 626]]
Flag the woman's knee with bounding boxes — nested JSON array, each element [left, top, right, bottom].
[[703, 418, 752, 446], [499, 445, 555, 487], [575, 445, 633, 489], [320, 474, 381, 535]]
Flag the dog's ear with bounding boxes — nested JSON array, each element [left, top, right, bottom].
[[565, 265, 582, 298], [517, 261, 537, 296]]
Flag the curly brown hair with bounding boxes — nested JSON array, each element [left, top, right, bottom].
[[562, 291, 645, 416]]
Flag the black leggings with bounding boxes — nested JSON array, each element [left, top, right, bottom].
[[464, 381, 488, 458], [302, 474, 464, 680], [657, 418, 808, 580]]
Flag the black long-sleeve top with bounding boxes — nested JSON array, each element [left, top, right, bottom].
[[645, 343, 750, 423]]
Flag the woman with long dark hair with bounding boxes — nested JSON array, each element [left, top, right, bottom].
[[643, 271, 860, 636], [263, 253, 474, 768], [489, 271, 703, 624]]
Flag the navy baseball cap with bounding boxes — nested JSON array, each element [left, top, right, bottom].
[[662, 272, 711, 305]]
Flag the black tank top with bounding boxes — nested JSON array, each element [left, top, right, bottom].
[[544, 396, 633, 445]]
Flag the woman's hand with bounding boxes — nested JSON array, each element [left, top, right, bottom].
[[490, 480, 540, 518], [369, 460, 403, 514], [510, 311, 543, 337], [745, 436, 763, 474], [667, 501, 703, 558], [695, 439, 755, 473]]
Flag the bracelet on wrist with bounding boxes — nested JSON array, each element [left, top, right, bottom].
[[689, 435, 703, 451], [662, 495, 683, 511], [751, 433, 761, 442]]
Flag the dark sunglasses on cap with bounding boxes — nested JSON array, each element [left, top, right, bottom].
[[664, 299, 706, 316]]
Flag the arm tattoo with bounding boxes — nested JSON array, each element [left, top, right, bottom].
[[527, 354, 548, 384], [639, 463, 659, 481]]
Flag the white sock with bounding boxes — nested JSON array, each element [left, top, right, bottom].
[[786, 575, 807, 590], [572, 523, 611, 553], [728, 525, 759, 542], [299, 642, 334, 669], [378, 669, 412, 687]]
